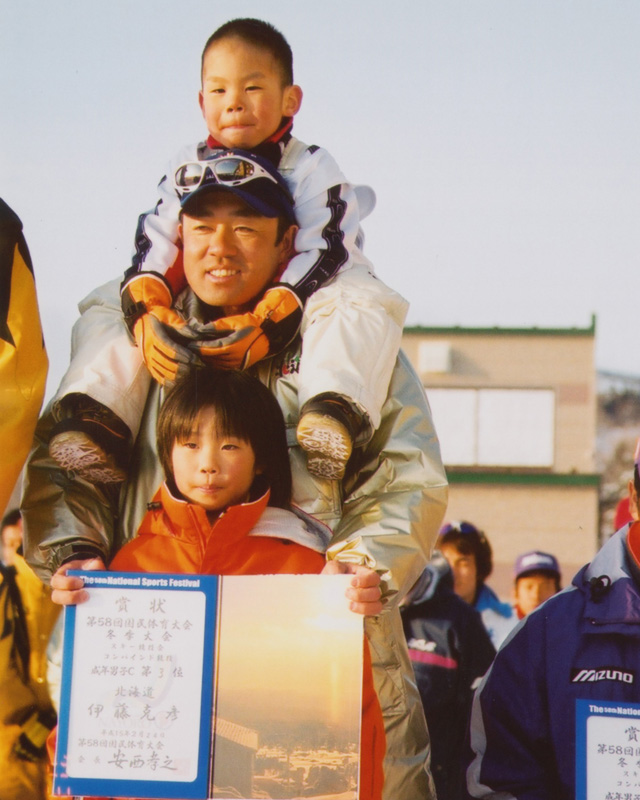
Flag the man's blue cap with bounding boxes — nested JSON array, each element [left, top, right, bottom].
[[174, 149, 296, 224]]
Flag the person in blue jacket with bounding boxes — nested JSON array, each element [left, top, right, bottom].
[[467, 447, 640, 799]]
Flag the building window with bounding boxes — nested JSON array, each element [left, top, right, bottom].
[[418, 341, 452, 373], [427, 388, 555, 468]]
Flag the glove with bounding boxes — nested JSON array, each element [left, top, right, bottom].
[[121, 275, 203, 385], [190, 286, 304, 369], [133, 308, 205, 385]]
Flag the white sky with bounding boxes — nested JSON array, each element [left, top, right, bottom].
[[2, 0, 639, 401]]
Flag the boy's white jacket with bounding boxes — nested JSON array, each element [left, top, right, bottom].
[[23, 285, 448, 800], [126, 135, 375, 299]]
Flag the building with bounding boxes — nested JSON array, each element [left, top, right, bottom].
[[402, 317, 599, 596], [213, 717, 259, 797]]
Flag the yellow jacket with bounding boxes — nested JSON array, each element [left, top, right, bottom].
[[0, 554, 60, 800], [0, 199, 48, 513]]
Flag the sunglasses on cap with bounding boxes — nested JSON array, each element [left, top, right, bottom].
[[439, 521, 480, 536], [174, 155, 291, 200]]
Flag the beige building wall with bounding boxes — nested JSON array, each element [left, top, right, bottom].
[[401, 320, 599, 599], [402, 328, 597, 473], [442, 481, 599, 597]]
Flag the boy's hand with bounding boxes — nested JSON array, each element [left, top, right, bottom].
[[321, 561, 384, 616], [122, 274, 203, 385], [50, 557, 106, 605], [134, 308, 204, 385], [190, 286, 303, 369]]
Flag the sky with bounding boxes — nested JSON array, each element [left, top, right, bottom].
[[216, 576, 362, 729], [2, 0, 640, 401]]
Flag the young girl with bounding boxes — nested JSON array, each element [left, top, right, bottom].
[[110, 367, 324, 577], [68, 368, 385, 799]]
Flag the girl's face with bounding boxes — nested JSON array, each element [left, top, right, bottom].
[[171, 406, 259, 521]]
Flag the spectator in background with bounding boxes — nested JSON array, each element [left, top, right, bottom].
[[0, 201, 52, 799], [401, 551, 495, 800], [512, 550, 561, 619], [467, 441, 640, 799], [0, 510, 60, 800], [611, 438, 640, 532], [0, 199, 48, 514], [613, 495, 634, 530], [438, 521, 517, 650]]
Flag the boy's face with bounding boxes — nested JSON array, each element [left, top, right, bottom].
[[179, 193, 296, 314], [440, 544, 478, 605], [200, 37, 302, 149], [513, 572, 558, 617], [172, 405, 258, 519]]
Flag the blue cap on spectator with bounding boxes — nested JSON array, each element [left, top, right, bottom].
[[514, 550, 560, 581]]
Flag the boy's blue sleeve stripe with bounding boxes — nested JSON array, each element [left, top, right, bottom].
[[293, 185, 348, 301]]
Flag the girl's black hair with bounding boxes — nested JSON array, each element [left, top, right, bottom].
[[157, 368, 292, 509]]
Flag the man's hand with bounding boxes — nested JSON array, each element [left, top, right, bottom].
[[191, 286, 303, 369], [50, 557, 106, 605], [322, 561, 383, 616]]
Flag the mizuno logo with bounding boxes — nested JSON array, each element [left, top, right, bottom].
[[571, 668, 634, 684], [406, 638, 436, 653]]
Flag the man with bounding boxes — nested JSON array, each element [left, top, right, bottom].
[[22, 154, 449, 800], [467, 442, 640, 799], [1, 509, 60, 800]]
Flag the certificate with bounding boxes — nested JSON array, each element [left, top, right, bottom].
[[53, 572, 363, 800], [54, 572, 219, 798], [576, 698, 640, 799]]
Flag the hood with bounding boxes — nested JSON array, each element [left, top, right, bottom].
[[575, 525, 632, 590], [570, 524, 640, 630], [402, 551, 454, 606]]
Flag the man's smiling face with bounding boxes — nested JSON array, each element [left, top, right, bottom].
[[179, 192, 295, 315]]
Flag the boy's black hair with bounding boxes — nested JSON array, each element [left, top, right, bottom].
[[202, 18, 294, 86], [157, 368, 292, 510], [438, 521, 493, 585], [635, 464, 640, 497], [1, 508, 21, 531]]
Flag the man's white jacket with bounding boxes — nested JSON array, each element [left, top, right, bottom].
[[22, 281, 448, 800]]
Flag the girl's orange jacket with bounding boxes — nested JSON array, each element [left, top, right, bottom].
[[51, 484, 385, 800]]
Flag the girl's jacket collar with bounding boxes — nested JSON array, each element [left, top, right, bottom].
[[144, 482, 331, 554]]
